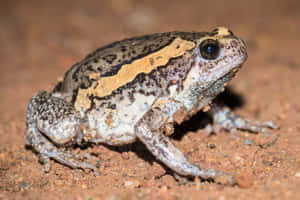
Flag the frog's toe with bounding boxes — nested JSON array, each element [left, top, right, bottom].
[[38, 153, 51, 173], [259, 120, 279, 130], [205, 124, 217, 136], [47, 150, 99, 176], [205, 123, 238, 136], [238, 120, 279, 134]]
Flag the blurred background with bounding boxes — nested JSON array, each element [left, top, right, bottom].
[[0, 0, 299, 121], [0, 0, 299, 199]]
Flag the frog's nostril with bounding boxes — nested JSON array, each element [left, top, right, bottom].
[[231, 40, 238, 48]]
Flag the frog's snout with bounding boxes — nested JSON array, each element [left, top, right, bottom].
[[237, 37, 248, 62]]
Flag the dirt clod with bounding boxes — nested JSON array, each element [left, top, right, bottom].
[[214, 173, 235, 186], [235, 171, 253, 188]]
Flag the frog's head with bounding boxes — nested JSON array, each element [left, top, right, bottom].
[[192, 27, 247, 88]]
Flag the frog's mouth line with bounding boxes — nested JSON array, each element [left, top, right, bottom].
[[204, 58, 244, 87], [201, 62, 244, 97]]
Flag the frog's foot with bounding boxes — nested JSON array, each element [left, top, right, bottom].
[[26, 125, 99, 175], [206, 105, 279, 135]]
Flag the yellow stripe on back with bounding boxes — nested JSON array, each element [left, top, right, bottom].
[[75, 37, 195, 111]]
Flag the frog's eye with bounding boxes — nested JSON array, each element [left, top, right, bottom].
[[199, 39, 220, 60]]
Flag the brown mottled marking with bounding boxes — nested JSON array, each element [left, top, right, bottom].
[[74, 38, 195, 111], [105, 112, 114, 129], [202, 104, 211, 112], [163, 123, 174, 136], [172, 106, 187, 124]]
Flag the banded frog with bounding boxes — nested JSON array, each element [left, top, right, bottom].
[[25, 27, 278, 185]]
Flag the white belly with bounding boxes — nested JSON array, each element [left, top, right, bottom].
[[86, 93, 156, 145]]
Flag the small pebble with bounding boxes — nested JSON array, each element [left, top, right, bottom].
[[121, 152, 129, 160], [263, 132, 271, 137], [107, 195, 116, 200], [243, 139, 254, 145], [208, 143, 216, 149], [262, 160, 273, 166], [235, 171, 253, 188], [124, 180, 141, 188], [218, 196, 225, 200], [19, 181, 30, 190], [96, 159, 104, 168], [295, 172, 300, 177], [235, 156, 241, 161], [86, 195, 94, 200], [39, 179, 49, 188]]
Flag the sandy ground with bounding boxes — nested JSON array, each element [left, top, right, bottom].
[[0, 0, 300, 199]]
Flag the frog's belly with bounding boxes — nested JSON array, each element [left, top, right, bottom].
[[86, 93, 156, 145]]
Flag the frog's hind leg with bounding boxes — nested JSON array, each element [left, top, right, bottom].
[[25, 91, 98, 175], [205, 104, 279, 135]]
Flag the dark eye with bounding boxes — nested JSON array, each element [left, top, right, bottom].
[[199, 39, 220, 60]]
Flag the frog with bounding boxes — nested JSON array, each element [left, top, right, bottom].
[[25, 27, 278, 185]]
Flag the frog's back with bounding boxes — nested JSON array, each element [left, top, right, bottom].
[[53, 31, 206, 101]]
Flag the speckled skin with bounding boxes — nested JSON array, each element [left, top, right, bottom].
[[25, 27, 278, 185]]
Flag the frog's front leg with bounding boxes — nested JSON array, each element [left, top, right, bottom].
[[205, 104, 279, 135], [25, 91, 98, 174], [135, 98, 235, 185]]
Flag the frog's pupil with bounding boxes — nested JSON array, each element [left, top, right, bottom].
[[204, 44, 216, 54]]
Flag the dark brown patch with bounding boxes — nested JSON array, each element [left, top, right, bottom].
[[172, 106, 187, 124], [102, 54, 117, 64]]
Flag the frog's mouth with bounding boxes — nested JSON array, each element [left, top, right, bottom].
[[199, 57, 245, 98], [198, 68, 237, 101], [201, 58, 245, 88]]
